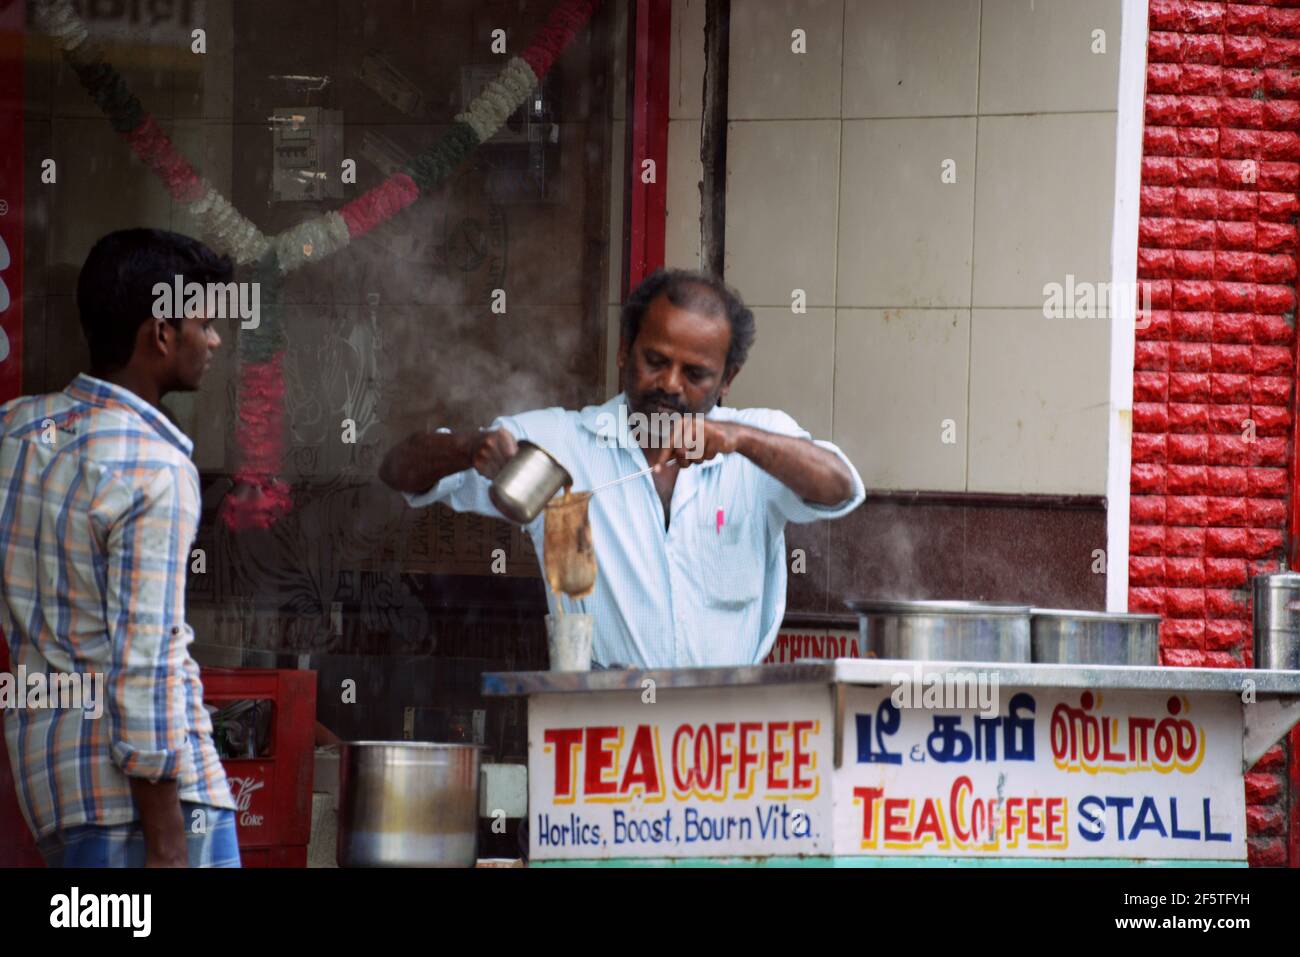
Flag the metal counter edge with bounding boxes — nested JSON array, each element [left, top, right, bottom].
[[481, 658, 1300, 697]]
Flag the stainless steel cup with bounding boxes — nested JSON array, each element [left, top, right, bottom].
[[488, 440, 573, 524], [545, 613, 594, 671]]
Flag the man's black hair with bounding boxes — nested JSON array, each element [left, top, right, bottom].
[[76, 228, 233, 373], [619, 268, 756, 373]]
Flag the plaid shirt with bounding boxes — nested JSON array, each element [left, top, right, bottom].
[[0, 375, 233, 839]]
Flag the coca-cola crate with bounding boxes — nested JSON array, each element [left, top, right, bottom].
[[201, 668, 317, 864]]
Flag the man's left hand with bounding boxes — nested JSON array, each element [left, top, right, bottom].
[[668, 417, 743, 468]]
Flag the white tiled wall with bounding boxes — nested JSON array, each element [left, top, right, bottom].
[[728, 0, 844, 120], [663, 0, 1122, 494], [665, 119, 703, 269], [837, 117, 976, 309], [726, 307, 836, 440], [968, 308, 1110, 493], [725, 119, 840, 308], [670, 0, 708, 120]]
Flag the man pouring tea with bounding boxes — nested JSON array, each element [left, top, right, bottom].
[[380, 269, 866, 668]]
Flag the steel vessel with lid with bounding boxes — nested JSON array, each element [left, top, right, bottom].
[[1252, 559, 1300, 670], [845, 600, 1031, 663]]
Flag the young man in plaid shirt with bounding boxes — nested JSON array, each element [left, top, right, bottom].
[[0, 229, 237, 867]]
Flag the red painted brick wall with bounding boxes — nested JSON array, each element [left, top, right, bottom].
[[1134, 0, 1298, 866]]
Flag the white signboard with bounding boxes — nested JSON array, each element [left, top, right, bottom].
[[526, 680, 1247, 862], [834, 684, 1246, 860], [528, 685, 832, 861]]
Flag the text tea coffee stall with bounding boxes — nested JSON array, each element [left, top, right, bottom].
[[484, 659, 1300, 866]]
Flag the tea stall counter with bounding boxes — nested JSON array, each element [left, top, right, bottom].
[[482, 659, 1300, 867]]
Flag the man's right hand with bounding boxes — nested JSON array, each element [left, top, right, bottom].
[[129, 776, 188, 868], [471, 428, 518, 480], [380, 427, 520, 494]]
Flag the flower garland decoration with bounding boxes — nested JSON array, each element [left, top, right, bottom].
[[33, 0, 605, 529]]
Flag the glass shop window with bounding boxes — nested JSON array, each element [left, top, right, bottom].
[[19, 0, 626, 753]]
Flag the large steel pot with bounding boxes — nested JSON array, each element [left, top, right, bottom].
[[1252, 563, 1300, 670], [337, 742, 481, 868], [489, 440, 572, 524], [845, 600, 1032, 663], [1030, 609, 1160, 665]]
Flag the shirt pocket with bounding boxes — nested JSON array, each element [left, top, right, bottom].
[[698, 510, 762, 609]]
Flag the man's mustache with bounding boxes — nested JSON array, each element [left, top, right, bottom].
[[642, 393, 688, 414]]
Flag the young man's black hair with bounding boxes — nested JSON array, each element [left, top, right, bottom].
[[76, 228, 233, 374]]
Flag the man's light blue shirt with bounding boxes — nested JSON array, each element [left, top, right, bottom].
[[403, 393, 865, 668]]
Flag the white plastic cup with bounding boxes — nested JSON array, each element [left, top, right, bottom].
[[545, 614, 594, 671]]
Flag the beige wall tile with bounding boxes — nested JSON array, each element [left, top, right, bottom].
[[726, 307, 835, 440], [842, 0, 980, 118], [729, 0, 844, 120], [725, 119, 840, 308], [967, 308, 1109, 494], [837, 117, 976, 309], [972, 112, 1116, 308], [670, 0, 707, 120], [666, 119, 703, 272], [833, 308, 969, 491], [979, 0, 1123, 115]]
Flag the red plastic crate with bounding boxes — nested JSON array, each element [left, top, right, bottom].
[[201, 668, 317, 865]]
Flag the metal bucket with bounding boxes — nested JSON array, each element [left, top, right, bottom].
[[1252, 565, 1300, 670], [1030, 609, 1161, 665], [337, 742, 481, 868], [489, 440, 572, 524], [845, 600, 1032, 663]]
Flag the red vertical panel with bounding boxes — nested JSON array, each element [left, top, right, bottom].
[[0, 0, 23, 403], [624, 0, 670, 297], [1139, 0, 1300, 865], [0, 0, 36, 867], [1290, 725, 1300, 867]]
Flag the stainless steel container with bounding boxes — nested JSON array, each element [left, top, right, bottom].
[[1252, 562, 1300, 670], [337, 742, 481, 868], [845, 600, 1032, 663], [489, 440, 573, 524], [1030, 609, 1161, 665]]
